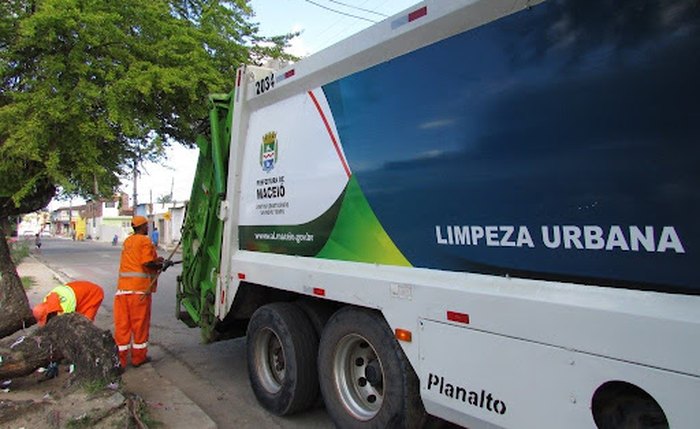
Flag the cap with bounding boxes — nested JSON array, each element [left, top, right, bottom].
[[33, 292, 63, 326], [131, 215, 148, 228]]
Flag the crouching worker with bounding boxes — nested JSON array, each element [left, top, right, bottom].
[[32, 280, 105, 326]]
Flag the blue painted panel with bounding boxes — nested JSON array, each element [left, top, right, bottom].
[[323, 0, 700, 293]]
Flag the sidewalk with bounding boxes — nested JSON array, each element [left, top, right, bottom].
[[16, 256, 216, 429]]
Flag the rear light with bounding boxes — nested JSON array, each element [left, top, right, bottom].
[[447, 311, 470, 324], [408, 6, 427, 22], [392, 5, 428, 29], [276, 68, 296, 84], [395, 329, 412, 342]]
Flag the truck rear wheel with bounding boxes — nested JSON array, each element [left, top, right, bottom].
[[318, 307, 426, 428], [295, 298, 335, 337], [592, 381, 668, 429], [246, 302, 319, 415]]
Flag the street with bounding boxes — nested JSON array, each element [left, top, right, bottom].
[[34, 237, 334, 429]]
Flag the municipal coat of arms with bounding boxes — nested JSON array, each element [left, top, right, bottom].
[[260, 131, 278, 173]]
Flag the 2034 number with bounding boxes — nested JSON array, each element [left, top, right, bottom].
[[255, 75, 275, 95]]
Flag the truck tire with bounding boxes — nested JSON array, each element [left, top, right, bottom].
[[318, 307, 426, 429], [592, 382, 668, 429], [295, 298, 335, 338], [594, 395, 668, 429], [246, 302, 319, 415]]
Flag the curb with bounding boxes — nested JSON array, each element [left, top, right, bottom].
[[29, 253, 71, 284], [121, 357, 217, 429]]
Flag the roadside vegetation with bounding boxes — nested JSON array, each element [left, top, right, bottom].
[[20, 276, 35, 289], [9, 239, 30, 265]]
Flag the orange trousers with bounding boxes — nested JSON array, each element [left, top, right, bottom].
[[113, 293, 152, 367], [68, 280, 104, 321]]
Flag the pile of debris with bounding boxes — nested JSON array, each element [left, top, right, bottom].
[[0, 314, 151, 428]]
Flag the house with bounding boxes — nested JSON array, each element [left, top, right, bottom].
[[79, 193, 133, 243], [17, 211, 49, 237], [50, 205, 83, 237], [134, 201, 186, 249], [46, 193, 186, 249]]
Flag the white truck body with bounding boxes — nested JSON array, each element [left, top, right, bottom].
[[181, 1, 700, 427]]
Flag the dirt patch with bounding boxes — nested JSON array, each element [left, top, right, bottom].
[[0, 362, 153, 428], [0, 398, 45, 426]]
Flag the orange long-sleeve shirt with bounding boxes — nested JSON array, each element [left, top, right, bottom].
[[117, 234, 159, 292]]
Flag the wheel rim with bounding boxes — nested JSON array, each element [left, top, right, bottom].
[[254, 327, 286, 393], [332, 333, 384, 420]]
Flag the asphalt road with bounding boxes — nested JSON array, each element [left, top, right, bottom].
[[34, 237, 334, 429]]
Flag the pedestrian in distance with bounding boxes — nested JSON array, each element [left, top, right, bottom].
[[112, 233, 119, 246], [113, 216, 172, 369], [34, 233, 41, 249], [32, 280, 105, 326], [151, 226, 159, 247]]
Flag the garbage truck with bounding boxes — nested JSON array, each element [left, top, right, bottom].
[[176, 0, 700, 427]]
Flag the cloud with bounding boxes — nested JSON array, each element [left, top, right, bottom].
[[418, 119, 455, 130], [286, 24, 311, 57], [121, 145, 199, 206]]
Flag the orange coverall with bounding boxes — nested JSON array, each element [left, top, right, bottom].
[[114, 234, 159, 367], [32, 280, 104, 326]]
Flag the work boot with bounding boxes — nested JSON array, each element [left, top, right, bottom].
[[132, 356, 152, 368]]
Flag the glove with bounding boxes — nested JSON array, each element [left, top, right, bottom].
[[45, 362, 59, 379], [162, 259, 174, 272]]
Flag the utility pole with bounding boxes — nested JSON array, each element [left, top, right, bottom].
[[68, 198, 72, 238], [132, 159, 139, 212]]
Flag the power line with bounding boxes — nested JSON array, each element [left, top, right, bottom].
[[313, 0, 377, 48], [301, 0, 378, 23], [326, 0, 388, 17], [301, 0, 391, 53], [310, 0, 376, 43]]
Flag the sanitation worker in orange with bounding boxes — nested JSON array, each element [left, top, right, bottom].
[[32, 280, 105, 326], [114, 215, 165, 369]]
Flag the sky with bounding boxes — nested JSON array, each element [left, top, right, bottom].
[[50, 0, 422, 211], [250, 0, 421, 56]]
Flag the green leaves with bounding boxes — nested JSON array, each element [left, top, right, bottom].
[[0, 0, 293, 213]]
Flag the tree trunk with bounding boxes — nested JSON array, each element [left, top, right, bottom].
[[46, 313, 121, 383], [0, 330, 62, 379], [0, 220, 35, 338], [0, 314, 120, 383]]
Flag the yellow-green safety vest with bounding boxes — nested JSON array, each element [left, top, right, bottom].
[[47, 284, 77, 314]]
